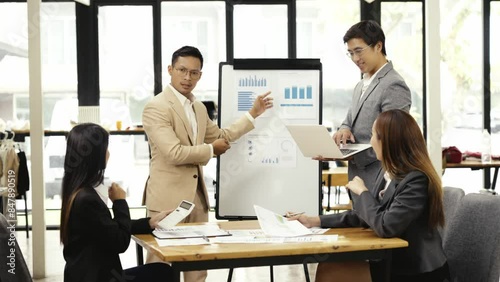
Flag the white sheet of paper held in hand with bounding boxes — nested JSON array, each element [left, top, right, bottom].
[[254, 205, 313, 237]]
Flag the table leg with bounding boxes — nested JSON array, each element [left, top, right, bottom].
[[492, 168, 498, 191], [382, 252, 392, 282], [135, 243, 144, 266], [327, 175, 332, 211], [172, 268, 181, 282]]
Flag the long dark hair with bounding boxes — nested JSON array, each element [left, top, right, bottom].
[[374, 110, 444, 229], [60, 123, 109, 244]]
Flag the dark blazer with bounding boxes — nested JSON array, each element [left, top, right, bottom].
[[320, 171, 447, 275], [63, 188, 152, 282]]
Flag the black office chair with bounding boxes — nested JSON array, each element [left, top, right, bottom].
[[0, 213, 32, 281]]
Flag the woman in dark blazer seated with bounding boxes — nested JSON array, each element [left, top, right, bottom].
[[294, 109, 450, 282], [60, 123, 173, 282]]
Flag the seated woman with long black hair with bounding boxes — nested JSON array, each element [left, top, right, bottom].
[[60, 123, 173, 282], [292, 109, 450, 282]]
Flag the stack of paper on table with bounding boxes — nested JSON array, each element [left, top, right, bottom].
[[153, 224, 231, 239]]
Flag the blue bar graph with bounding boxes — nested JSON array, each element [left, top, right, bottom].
[[238, 91, 254, 111], [283, 85, 313, 100], [239, 75, 267, 87]]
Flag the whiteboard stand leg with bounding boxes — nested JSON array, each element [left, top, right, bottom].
[[227, 268, 233, 282], [270, 265, 274, 282]]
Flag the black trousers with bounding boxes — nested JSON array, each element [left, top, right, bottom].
[[123, 262, 174, 282]]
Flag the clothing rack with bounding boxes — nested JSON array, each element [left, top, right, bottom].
[[0, 130, 15, 141], [0, 130, 30, 237]]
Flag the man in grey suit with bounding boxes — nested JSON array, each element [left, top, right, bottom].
[[333, 20, 411, 185]]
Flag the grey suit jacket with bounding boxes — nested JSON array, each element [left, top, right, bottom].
[[320, 171, 447, 275], [142, 86, 254, 212], [341, 62, 411, 183]]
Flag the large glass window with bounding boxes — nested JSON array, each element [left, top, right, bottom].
[[0, 4, 29, 120], [296, 0, 359, 129], [440, 0, 484, 190], [97, 6, 154, 207], [0, 3, 76, 213], [381, 2, 423, 128], [0, 3, 76, 129], [234, 5, 288, 59], [98, 5, 154, 126], [161, 1, 226, 102]]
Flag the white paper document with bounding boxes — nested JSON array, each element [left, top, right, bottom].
[[155, 237, 211, 247], [253, 205, 312, 237], [153, 224, 231, 239], [210, 235, 338, 244]]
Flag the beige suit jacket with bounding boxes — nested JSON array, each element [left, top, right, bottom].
[[142, 87, 254, 212]]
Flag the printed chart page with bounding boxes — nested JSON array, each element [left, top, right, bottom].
[[254, 205, 312, 237]]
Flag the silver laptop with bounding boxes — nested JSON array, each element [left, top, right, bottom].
[[286, 124, 372, 159]]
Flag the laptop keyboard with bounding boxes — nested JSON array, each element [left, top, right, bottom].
[[340, 148, 357, 156]]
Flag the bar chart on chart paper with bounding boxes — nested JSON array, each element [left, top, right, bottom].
[[280, 84, 317, 119], [237, 75, 268, 112], [239, 75, 267, 87], [278, 72, 319, 120], [284, 85, 313, 101]]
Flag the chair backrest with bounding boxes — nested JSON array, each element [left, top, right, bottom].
[[439, 186, 465, 239], [0, 213, 32, 281], [443, 193, 500, 282]]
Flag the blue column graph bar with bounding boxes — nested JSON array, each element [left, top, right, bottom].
[[299, 88, 305, 99], [285, 88, 290, 99], [307, 85, 312, 99], [238, 91, 254, 111], [292, 87, 298, 99]]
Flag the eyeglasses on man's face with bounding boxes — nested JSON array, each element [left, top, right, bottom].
[[174, 67, 202, 79], [346, 44, 372, 59]]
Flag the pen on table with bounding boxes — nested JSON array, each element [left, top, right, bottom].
[[284, 212, 305, 218]]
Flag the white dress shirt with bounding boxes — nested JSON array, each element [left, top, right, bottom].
[[360, 62, 388, 100]]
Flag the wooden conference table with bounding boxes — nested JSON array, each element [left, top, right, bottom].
[[445, 159, 500, 190], [133, 220, 407, 282]]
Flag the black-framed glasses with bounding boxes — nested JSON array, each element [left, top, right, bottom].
[[174, 67, 202, 79], [346, 44, 372, 59]]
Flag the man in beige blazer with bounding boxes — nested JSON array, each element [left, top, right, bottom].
[[142, 46, 272, 282]]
